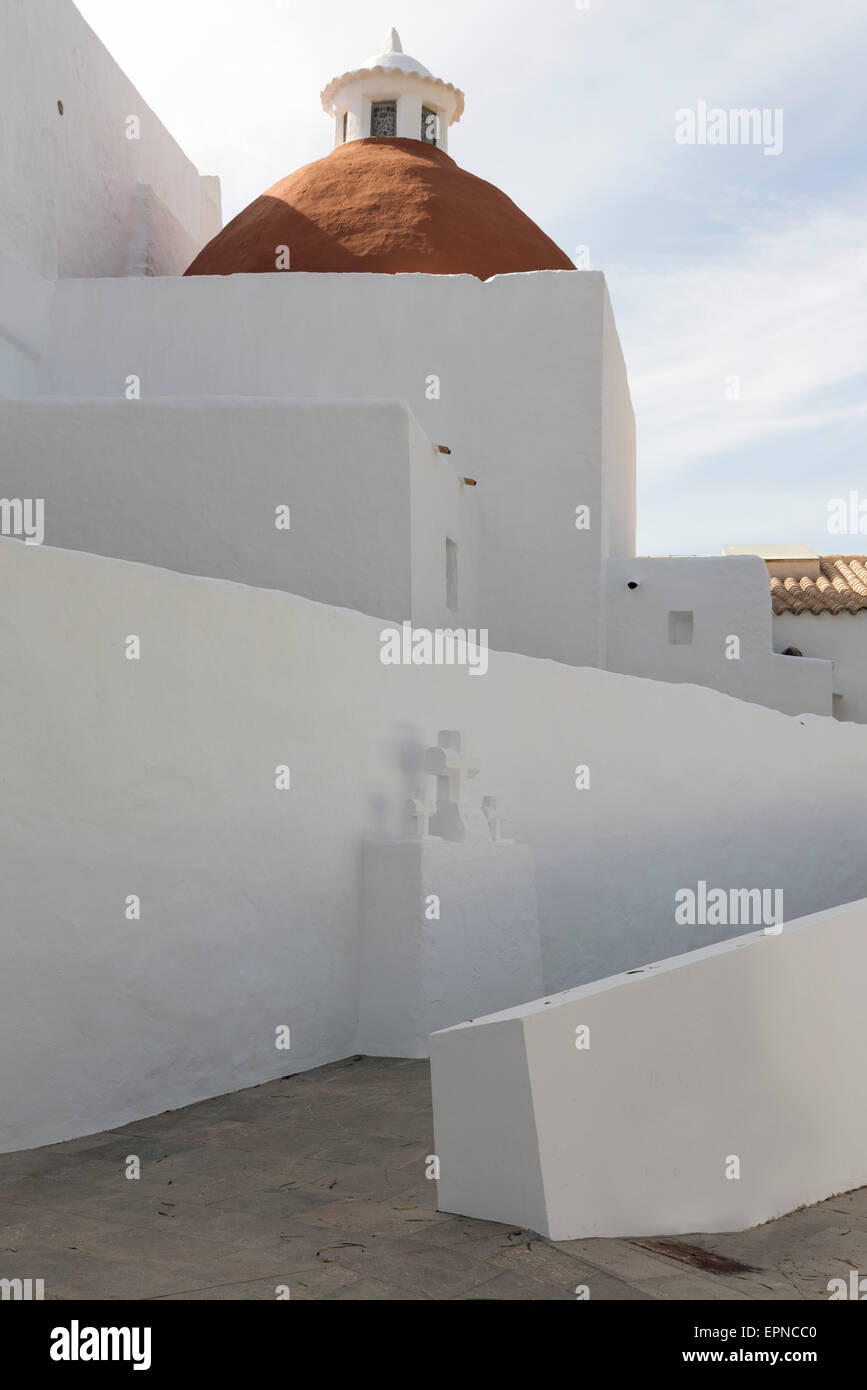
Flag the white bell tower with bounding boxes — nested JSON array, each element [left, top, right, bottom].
[[321, 29, 465, 154]]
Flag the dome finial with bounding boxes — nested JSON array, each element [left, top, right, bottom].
[[385, 28, 403, 54]]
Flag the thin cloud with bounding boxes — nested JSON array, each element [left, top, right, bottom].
[[616, 199, 867, 479]]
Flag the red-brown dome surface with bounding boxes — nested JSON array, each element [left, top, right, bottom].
[[185, 138, 575, 279]]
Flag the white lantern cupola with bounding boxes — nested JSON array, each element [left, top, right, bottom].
[[321, 29, 465, 154]]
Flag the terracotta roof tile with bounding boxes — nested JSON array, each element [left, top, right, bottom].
[[770, 555, 867, 616]]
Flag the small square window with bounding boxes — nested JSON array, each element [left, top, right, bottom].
[[371, 101, 397, 138], [422, 107, 438, 145], [668, 611, 694, 645]]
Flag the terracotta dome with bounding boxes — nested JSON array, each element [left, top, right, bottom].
[[184, 138, 575, 280]]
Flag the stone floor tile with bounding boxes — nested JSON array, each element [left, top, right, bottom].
[[301, 1196, 452, 1239], [347, 1244, 492, 1299], [457, 1269, 648, 1301], [635, 1272, 753, 1301]]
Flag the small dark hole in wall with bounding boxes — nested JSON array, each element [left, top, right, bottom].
[[57, 100, 64, 115]]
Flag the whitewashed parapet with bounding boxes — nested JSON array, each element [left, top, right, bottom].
[[431, 898, 867, 1239]]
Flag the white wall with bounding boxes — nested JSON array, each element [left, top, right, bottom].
[[357, 839, 543, 1057], [775, 611, 867, 723], [2, 538, 867, 1151], [606, 555, 833, 716], [598, 283, 637, 665], [0, 0, 220, 280], [33, 269, 632, 666], [431, 897, 867, 1239], [0, 396, 478, 628], [409, 438, 480, 630], [599, 289, 636, 558]]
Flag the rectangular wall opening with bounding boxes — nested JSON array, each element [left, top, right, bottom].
[[668, 610, 694, 645]]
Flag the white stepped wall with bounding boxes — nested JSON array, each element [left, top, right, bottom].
[[1, 538, 867, 1150], [0, 397, 479, 631]]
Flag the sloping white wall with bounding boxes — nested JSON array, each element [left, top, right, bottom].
[[33, 269, 632, 666], [1, 539, 867, 1150], [431, 898, 867, 1239], [0, 0, 220, 279], [605, 555, 832, 716], [0, 396, 478, 628]]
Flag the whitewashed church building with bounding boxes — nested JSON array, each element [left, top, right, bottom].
[[2, 2, 867, 1239]]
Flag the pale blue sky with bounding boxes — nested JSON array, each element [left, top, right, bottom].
[[75, 0, 867, 556]]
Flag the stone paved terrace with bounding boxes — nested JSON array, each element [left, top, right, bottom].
[[1, 1056, 864, 1301]]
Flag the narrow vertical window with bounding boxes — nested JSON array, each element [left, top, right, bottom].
[[446, 539, 458, 612], [371, 101, 397, 137], [342, 112, 348, 143], [422, 107, 438, 145]]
